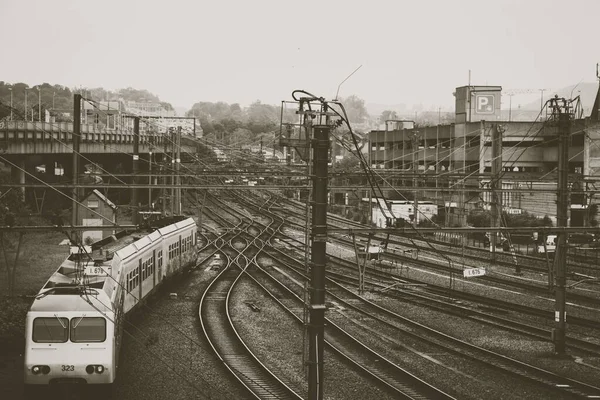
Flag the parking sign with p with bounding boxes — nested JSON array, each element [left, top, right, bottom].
[[475, 94, 494, 114]]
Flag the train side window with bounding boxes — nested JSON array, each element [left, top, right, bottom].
[[70, 317, 106, 342], [33, 317, 69, 343]]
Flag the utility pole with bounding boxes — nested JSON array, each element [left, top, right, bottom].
[[148, 149, 153, 210], [368, 137, 372, 223], [491, 124, 503, 264], [412, 131, 420, 227], [71, 94, 82, 243], [176, 126, 182, 214], [171, 127, 175, 216], [132, 117, 140, 225], [279, 95, 332, 400], [308, 123, 329, 400], [552, 96, 571, 355]]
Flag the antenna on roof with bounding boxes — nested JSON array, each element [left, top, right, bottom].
[[334, 65, 362, 101]]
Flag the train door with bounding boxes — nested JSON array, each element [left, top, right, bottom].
[[153, 249, 156, 288], [157, 249, 163, 282]]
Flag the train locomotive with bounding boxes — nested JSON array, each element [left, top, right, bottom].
[[23, 216, 198, 396]]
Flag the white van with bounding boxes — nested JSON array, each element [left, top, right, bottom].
[[536, 234, 557, 254]]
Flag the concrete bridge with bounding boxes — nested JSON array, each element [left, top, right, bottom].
[[0, 120, 197, 211], [0, 119, 196, 168]]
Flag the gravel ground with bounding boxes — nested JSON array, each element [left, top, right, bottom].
[[366, 264, 600, 390], [113, 262, 250, 400], [229, 275, 399, 400]]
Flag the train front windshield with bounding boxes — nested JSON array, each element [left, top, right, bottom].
[[70, 317, 106, 342], [32, 317, 69, 343], [32, 317, 106, 343]]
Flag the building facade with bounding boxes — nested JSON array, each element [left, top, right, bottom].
[[77, 189, 118, 243], [367, 84, 599, 227]]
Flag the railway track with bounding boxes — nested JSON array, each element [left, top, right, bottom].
[[198, 207, 304, 400], [257, 244, 600, 399], [194, 188, 600, 398]]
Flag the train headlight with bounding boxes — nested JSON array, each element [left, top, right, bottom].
[[32, 365, 50, 375], [86, 364, 105, 374]]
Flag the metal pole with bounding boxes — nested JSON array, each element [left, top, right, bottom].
[[308, 124, 329, 400], [491, 123, 502, 264], [368, 137, 372, 223], [171, 128, 175, 215], [9, 88, 12, 120], [71, 94, 82, 242], [540, 89, 545, 112], [149, 151, 152, 210], [412, 132, 419, 228], [132, 117, 140, 225], [554, 110, 570, 355], [176, 126, 181, 214]]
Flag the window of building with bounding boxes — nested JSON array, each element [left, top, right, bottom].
[[87, 200, 99, 209]]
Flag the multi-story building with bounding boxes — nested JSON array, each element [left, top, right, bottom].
[[367, 84, 600, 227]]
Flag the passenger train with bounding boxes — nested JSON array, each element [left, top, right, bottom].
[[23, 216, 198, 396]]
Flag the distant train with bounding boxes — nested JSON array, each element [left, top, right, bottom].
[[23, 216, 198, 397]]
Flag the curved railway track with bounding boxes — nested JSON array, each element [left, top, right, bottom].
[[192, 188, 600, 399], [198, 207, 304, 400]]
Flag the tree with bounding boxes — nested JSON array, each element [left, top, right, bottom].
[[338, 95, 369, 123], [246, 100, 279, 134], [231, 128, 253, 146], [379, 110, 398, 123]]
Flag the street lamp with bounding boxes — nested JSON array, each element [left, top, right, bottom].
[[539, 89, 546, 111], [8, 86, 12, 121], [37, 87, 41, 122]]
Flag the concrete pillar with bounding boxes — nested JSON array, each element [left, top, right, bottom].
[[11, 159, 26, 200]]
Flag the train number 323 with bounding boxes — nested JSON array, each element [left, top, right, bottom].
[[61, 365, 75, 372]]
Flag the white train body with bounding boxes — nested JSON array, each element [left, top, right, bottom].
[[24, 217, 198, 388]]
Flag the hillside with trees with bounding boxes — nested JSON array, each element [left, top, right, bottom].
[[0, 82, 173, 121]]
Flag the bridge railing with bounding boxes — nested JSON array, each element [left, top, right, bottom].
[[0, 120, 165, 147]]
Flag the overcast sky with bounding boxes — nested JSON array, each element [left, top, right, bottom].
[[1, 0, 598, 112]]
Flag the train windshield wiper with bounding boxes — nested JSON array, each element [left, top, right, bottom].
[[53, 314, 66, 329], [73, 314, 86, 329]]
